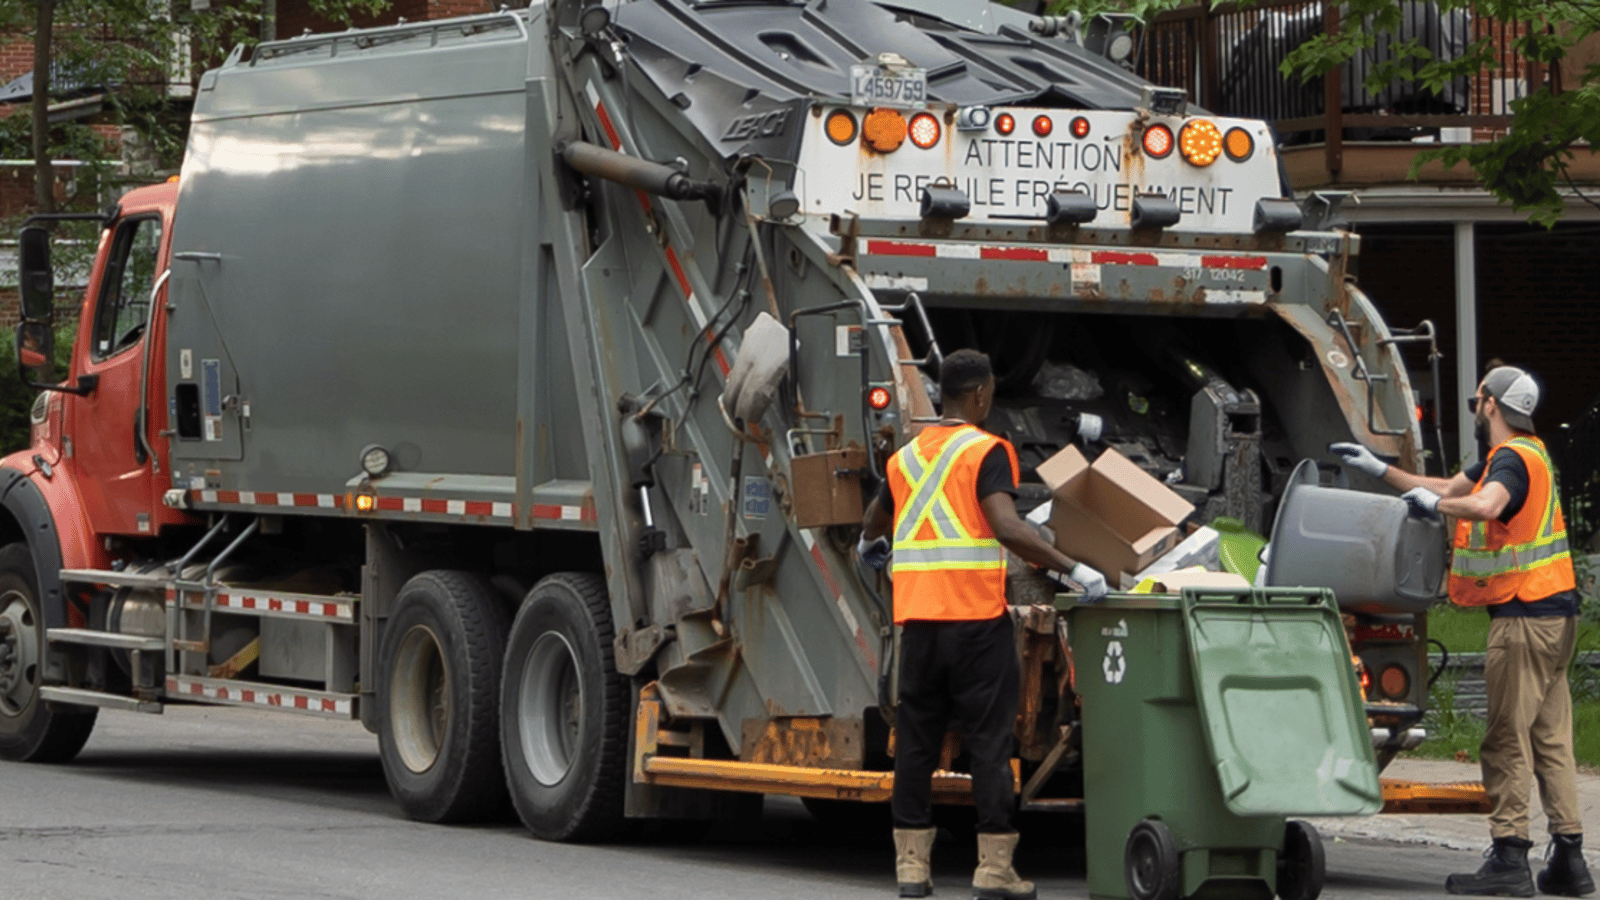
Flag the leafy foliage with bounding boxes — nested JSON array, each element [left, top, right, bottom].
[[1047, 0, 1600, 225]]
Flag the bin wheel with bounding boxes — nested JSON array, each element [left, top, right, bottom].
[[1277, 820, 1325, 900], [1125, 819, 1182, 900]]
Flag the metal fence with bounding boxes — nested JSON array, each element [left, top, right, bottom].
[[1138, 0, 1550, 137], [1556, 395, 1600, 551]]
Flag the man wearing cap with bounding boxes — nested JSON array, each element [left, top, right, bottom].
[[1332, 365, 1591, 898]]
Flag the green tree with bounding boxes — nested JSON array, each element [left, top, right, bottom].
[[1050, 0, 1600, 226], [2, 0, 390, 213]]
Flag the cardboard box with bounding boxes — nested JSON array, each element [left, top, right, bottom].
[[1036, 445, 1194, 582]]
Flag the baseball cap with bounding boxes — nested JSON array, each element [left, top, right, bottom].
[[1481, 365, 1539, 433]]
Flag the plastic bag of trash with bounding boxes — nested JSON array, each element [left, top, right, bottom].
[[1032, 361, 1104, 401]]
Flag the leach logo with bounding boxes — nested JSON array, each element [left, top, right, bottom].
[[1103, 640, 1126, 684]]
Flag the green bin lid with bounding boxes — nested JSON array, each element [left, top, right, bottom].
[[1182, 587, 1382, 817]]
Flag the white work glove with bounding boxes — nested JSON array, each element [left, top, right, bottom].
[[1328, 442, 1388, 478], [1050, 562, 1108, 603], [857, 535, 890, 570], [1400, 487, 1441, 520]]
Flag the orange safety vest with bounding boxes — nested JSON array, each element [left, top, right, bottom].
[[1449, 435, 1576, 606], [885, 424, 1019, 624]]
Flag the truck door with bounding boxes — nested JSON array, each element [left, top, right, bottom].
[[66, 213, 166, 536]]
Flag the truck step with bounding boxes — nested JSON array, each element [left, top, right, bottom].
[[47, 628, 165, 652], [165, 675, 358, 719], [40, 686, 163, 713], [59, 568, 171, 590]]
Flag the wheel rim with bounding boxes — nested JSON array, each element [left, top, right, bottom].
[[1128, 832, 1159, 896], [0, 587, 39, 719], [390, 624, 449, 774], [517, 631, 583, 786]]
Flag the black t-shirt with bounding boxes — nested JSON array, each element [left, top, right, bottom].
[[876, 443, 1017, 512], [1461, 446, 1579, 618]]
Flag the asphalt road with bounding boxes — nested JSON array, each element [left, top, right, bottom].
[[0, 708, 1491, 900]]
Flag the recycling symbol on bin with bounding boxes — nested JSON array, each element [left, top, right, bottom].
[[1102, 640, 1126, 684]]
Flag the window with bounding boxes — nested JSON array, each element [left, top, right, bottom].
[[92, 216, 163, 361]]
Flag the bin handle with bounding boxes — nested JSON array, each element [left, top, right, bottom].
[[1180, 587, 1333, 610]]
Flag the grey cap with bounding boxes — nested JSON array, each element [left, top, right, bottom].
[[1482, 365, 1539, 433]]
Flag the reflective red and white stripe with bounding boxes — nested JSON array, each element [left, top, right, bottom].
[[587, 82, 730, 377], [168, 588, 355, 623], [798, 529, 877, 671], [862, 239, 1267, 272], [166, 675, 355, 718], [370, 496, 513, 519], [195, 490, 342, 509]]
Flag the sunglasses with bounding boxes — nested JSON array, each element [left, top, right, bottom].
[[1468, 395, 1489, 413]]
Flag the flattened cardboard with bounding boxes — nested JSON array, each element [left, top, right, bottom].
[[1036, 445, 1195, 581]]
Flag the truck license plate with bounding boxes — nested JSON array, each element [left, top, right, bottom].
[[850, 65, 927, 109]]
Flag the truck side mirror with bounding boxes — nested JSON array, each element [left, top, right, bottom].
[[18, 226, 55, 324], [15, 321, 54, 384]]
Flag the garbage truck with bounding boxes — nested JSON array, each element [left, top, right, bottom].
[[5, 0, 1441, 849]]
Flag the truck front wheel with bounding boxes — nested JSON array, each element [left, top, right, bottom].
[[378, 570, 510, 822], [0, 543, 96, 762], [501, 572, 625, 842]]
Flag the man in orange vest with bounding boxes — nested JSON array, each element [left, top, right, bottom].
[[1332, 365, 1590, 898], [858, 349, 1106, 900]]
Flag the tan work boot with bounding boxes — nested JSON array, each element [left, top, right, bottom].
[[973, 832, 1036, 900], [894, 827, 937, 897]]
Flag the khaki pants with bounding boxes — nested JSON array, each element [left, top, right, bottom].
[[1481, 615, 1582, 840]]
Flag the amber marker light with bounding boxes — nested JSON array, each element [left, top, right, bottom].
[[355, 493, 376, 512], [825, 109, 859, 146], [862, 108, 908, 153], [1141, 123, 1173, 158], [1070, 116, 1090, 139], [995, 112, 1016, 135], [909, 112, 942, 149], [1223, 126, 1255, 162], [1380, 664, 1411, 700], [1179, 119, 1223, 166], [1032, 115, 1053, 137], [867, 386, 893, 410]]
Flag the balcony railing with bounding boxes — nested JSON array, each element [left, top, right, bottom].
[[1138, 1, 1559, 184]]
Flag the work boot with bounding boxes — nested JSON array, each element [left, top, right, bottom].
[[894, 827, 937, 897], [1537, 833, 1595, 897], [972, 832, 1035, 900], [1445, 836, 1535, 897]]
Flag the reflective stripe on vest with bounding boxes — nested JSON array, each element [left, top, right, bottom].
[[891, 427, 1003, 573], [1449, 435, 1576, 604]]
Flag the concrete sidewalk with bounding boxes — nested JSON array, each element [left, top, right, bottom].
[[1312, 756, 1600, 866]]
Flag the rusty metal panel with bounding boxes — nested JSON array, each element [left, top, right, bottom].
[[740, 716, 864, 770], [790, 449, 868, 528]]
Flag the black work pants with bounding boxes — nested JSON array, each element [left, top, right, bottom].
[[892, 613, 1019, 834]]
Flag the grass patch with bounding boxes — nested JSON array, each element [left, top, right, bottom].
[[1429, 604, 1490, 652], [1576, 701, 1600, 768]]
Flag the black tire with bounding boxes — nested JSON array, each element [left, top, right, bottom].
[[500, 572, 626, 842], [1277, 819, 1325, 900], [1125, 818, 1182, 900], [0, 543, 96, 762], [377, 570, 510, 823]]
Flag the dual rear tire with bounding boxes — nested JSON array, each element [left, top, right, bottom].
[[377, 569, 625, 842]]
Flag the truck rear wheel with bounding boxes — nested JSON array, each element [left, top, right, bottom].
[[0, 543, 97, 762], [501, 572, 625, 842], [378, 570, 509, 823]]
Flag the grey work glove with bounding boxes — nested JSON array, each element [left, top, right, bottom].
[[857, 535, 890, 571], [1049, 562, 1108, 603], [1328, 442, 1388, 478], [1400, 487, 1441, 520]]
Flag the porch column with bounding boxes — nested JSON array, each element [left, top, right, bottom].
[[1454, 221, 1478, 468]]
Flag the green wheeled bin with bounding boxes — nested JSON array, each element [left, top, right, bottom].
[[1066, 587, 1382, 900]]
